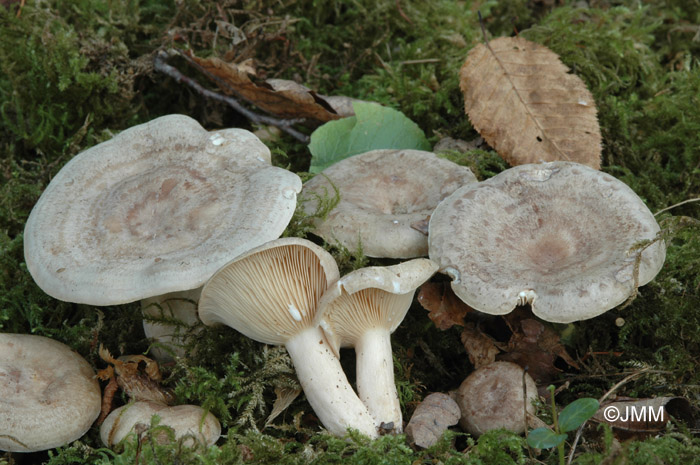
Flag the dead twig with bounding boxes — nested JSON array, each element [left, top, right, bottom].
[[153, 50, 310, 143]]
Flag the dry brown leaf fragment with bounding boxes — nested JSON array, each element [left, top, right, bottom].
[[405, 392, 461, 448], [97, 345, 175, 416], [417, 282, 473, 330], [496, 309, 579, 385], [459, 323, 500, 369], [264, 386, 302, 428], [460, 36, 602, 169], [188, 53, 341, 122], [592, 397, 693, 440]]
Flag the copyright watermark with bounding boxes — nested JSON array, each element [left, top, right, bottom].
[[602, 405, 665, 423]]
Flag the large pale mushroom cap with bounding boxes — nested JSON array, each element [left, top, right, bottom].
[[24, 114, 301, 305], [100, 401, 220, 447], [429, 161, 666, 323], [316, 258, 439, 353], [302, 149, 477, 258], [198, 237, 340, 345], [0, 334, 101, 452]]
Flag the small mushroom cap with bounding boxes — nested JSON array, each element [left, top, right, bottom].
[[315, 259, 438, 353], [142, 288, 202, 361], [302, 149, 477, 258], [457, 361, 537, 436], [198, 237, 340, 346], [429, 161, 666, 323], [100, 401, 220, 447], [0, 334, 101, 452], [24, 114, 301, 305]]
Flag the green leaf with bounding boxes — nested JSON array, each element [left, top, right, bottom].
[[527, 428, 567, 449], [558, 398, 600, 433], [308, 101, 430, 173]]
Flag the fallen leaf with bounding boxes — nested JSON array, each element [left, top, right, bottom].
[[497, 309, 579, 385], [409, 216, 430, 236], [264, 386, 302, 428], [187, 53, 341, 122], [460, 36, 602, 169], [592, 397, 693, 440], [417, 282, 472, 330], [460, 323, 500, 369], [405, 392, 461, 448], [308, 101, 431, 173]]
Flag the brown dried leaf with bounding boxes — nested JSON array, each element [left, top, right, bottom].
[[264, 386, 302, 428], [405, 392, 461, 448], [417, 282, 472, 330], [188, 53, 341, 122], [460, 323, 500, 369], [498, 310, 579, 384], [460, 37, 602, 169], [592, 397, 692, 440]]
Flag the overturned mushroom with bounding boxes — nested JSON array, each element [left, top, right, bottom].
[[24, 114, 301, 306], [316, 259, 438, 431], [0, 334, 101, 452], [457, 361, 537, 436], [198, 237, 378, 438], [429, 161, 666, 323], [302, 149, 477, 258], [101, 401, 220, 447]]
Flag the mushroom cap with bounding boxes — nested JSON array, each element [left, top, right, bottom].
[[0, 334, 101, 452], [457, 361, 537, 436], [198, 237, 340, 346], [100, 401, 220, 447], [429, 161, 666, 323], [142, 287, 202, 361], [315, 258, 439, 353], [24, 114, 301, 305], [302, 149, 477, 258]]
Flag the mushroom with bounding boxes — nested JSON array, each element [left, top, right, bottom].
[[23, 114, 301, 306], [198, 237, 378, 438], [429, 161, 666, 323], [315, 259, 438, 431], [456, 361, 537, 436], [302, 149, 477, 258], [0, 334, 101, 452], [141, 288, 202, 361], [100, 401, 220, 447]]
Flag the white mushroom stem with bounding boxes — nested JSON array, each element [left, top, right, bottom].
[[285, 326, 378, 438], [355, 327, 402, 432]]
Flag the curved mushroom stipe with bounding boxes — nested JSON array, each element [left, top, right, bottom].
[[198, 238, 378, 438], [316, 259, 439, 431]]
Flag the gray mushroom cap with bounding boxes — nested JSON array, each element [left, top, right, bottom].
[[429, 161, 666, 323], [302, 149, 477, 258], [0, 334, 101, 452], [24, 114, 301, 305]]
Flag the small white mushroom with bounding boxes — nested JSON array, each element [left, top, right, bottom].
[[0, 334, 101, 452], [456, 361, 537, 436], [429, 161, 666, 323], [198, 238, 378, 438], [302, 149, 477, 258], [100, 401, 220, 447], [315, 259, 439, 431]]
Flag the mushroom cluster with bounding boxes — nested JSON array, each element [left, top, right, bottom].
[[198, 238, 437, 436]]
